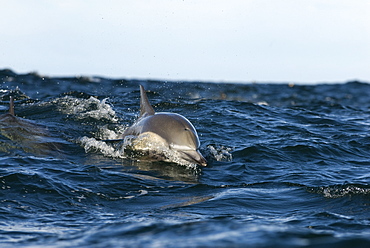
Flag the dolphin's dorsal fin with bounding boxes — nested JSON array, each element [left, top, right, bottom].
[[9, 96, 15, 116], [140, 85, 155, 117]]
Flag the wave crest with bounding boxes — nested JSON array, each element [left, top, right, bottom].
[[309, 184, 370, 198]]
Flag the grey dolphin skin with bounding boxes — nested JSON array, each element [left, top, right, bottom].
[[122, 85, 207, 166], [0, 96, 60, 154]]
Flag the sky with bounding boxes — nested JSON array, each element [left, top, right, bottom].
[[1, 0, 369, 83]]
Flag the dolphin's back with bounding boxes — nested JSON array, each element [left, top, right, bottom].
[[0, 97, 61, 155]]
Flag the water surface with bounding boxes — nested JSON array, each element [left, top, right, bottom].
[[1, 69, 370, 247]]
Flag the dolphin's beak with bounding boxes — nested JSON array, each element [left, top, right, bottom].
[[181, 150, 207, 166]]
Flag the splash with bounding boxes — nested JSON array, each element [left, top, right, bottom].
[[206, 145, 233, 162], [310, 184, 370, 198], [79, 136, 123, 158], [92, 124, 125, 140], [52, 96, 118, 122], [79, 132, 200, 169]]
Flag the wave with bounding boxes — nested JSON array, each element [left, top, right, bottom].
[[308, 184, 370, 199]]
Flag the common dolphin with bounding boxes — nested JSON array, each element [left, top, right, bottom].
[[0, 96, 60, 154], [118, 85, 207, 166]]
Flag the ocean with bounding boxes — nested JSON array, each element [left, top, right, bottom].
[[1, 69, 370, 247]]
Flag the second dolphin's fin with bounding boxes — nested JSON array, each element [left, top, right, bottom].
[[140, 85, 155, 117], [8, 96, 15, 116]]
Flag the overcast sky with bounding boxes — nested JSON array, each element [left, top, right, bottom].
[[1, 0, 369, 83]]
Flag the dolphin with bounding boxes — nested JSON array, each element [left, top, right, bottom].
[[0, 96, 60, 154], [118, 85, 207, 166]]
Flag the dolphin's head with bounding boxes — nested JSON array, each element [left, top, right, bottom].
[[142, 113, 207, 166]]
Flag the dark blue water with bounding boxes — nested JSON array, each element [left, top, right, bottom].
[[1, 69, 370, 247]]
